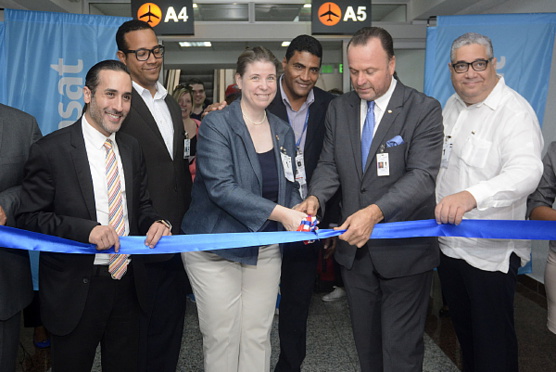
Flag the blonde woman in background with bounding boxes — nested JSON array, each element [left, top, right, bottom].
[[172, 85, 200, 180]]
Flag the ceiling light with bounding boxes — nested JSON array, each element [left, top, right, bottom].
[[179, 42, 212, 47], [303, 4, 311, 8], [281, 41, 291, 47]]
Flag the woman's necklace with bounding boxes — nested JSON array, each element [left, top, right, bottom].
[[242, 110, 267, 125]]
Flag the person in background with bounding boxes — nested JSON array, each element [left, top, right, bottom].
[[435, 32, 543, 372], [297, 27, 444, 372], [16, 59, 171, 372], [181, 46, 306, 372], [224, 83, 241, 105], [172, 85, 200, 180], [0, 103, 42, 372], [268, 34, 337, 372], [116, 19, 191, 372], [528, 141, 556, 336], [188, 78, 211, 121]]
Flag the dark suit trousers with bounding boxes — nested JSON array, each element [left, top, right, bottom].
[[0, 311, 21, 372], [50, 265, 140, 372], [341, 247, 432, 372], [138, 254, 187, 372], [275, 240, 321, 372], [438, 252, 520, 372]]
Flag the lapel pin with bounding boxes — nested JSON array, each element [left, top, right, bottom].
[[387, 110, 393, 114]]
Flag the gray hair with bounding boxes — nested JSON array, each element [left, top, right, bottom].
[[450, 33, 494, 62]]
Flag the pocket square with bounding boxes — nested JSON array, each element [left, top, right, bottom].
[[386, 135, 404, 148]]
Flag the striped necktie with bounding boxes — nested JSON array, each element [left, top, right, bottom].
[[361, 101, 375, 171], [104, 139, 130, 280]]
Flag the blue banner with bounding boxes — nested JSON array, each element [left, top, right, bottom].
[[424, 13, 556, 125], [0, 9, 131, 135]]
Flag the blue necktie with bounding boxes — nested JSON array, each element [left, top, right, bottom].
[[361, 101, 375, 170]]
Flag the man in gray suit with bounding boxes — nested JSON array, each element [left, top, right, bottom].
[[0, 103, 42, 371], [298, 27, 444, 371]]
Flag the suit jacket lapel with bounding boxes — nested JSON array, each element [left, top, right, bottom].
[[0, 116, 4, 151], [117, 135, 134, 226], [69, 120, 96, 221], [345, 92, 364, 178], [131, 88, 168, 152]]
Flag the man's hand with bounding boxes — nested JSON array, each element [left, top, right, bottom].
[[0, 206, 6, 226], [295, 195, 320, 216], [144, 221, 172, 249], [435, 191, 477, 225], [336, 204, 384, 248], [89, 225, 120, 252], [323, 237, 337, 259], [202, 100, 227, 118]]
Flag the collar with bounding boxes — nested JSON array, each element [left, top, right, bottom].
[[366, 76, 397, 112], [279, 75, 315, 111], [132, 80, 168, 100], [81, 114, 116, 150]]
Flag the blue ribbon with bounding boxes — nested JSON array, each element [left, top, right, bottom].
[[1, 219, 555, 255]]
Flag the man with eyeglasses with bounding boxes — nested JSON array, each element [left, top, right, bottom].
[[435, 32, 543, 372], [116, 20, 191, 372]]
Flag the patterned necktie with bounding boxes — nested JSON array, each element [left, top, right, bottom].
[[104, 139, 130, 280], [361, 101, 375, 171]]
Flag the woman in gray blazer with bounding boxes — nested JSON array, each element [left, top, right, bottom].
[[181, 47, 306, 372]]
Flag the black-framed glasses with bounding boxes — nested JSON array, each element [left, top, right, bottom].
[[452, 58, 492, 73], [123, 45, 165, 61]]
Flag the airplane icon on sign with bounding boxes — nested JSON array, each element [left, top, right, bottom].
[[140, 5, 160, 23], [320, 4, 339, 23]]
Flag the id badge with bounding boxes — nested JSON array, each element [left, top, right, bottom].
[[441, 135, 453, 168], [295, 152, 307, 198], [281, 152, 295, 182], [184, 139, 191, 159], [376, 153, 390, 177]]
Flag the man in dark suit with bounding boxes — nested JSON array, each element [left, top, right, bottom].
[[269, 34, 336, 372], [16, 60, 171, 372], [298, 27, 444, 372], [0, 104, 41, 372], [116, 20, 191, 372]]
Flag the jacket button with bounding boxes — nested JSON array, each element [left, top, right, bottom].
[[361, 188, 366, 193], [83, 278, 89, 284]]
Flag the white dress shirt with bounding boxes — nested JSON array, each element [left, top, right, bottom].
[[436, 76, 544, 273], [82, 116, 130, 265], [133, 80, 174, 159], [359, 77, 397, 136]]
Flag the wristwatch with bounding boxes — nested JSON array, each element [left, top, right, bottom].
[[156, 219, 172, 231]]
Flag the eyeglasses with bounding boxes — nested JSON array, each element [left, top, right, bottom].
[[452, 58, 492, 73], [123, 45, 165, 61]]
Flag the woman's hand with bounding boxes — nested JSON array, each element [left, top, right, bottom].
[[270, 205, 308, 231]]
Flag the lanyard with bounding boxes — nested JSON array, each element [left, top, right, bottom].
[[293, 108, 310, 150]]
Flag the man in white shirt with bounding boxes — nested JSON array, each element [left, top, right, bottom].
[[116, 20, 191, 372], [435, 32, 544, 372]]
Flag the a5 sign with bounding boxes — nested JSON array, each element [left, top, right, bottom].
[[311, 1, 372, 35], [131, 0, 194, 35]]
